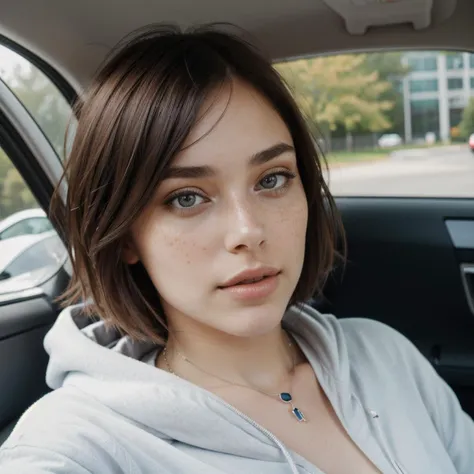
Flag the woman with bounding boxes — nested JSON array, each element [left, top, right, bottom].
[[0, 24, 472, 474]]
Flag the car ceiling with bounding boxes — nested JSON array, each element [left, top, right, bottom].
[[0, 0, 471, 93]]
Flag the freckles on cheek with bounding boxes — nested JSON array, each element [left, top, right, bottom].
[[286, 201, 308, 240], [277, 198, 308, 226], [163, 232, 210, 266]]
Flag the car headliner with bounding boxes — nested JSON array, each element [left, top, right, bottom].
[[0, 0, 468, 93]]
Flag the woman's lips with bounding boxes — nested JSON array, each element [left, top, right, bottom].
[[218, 273, 280, 301]]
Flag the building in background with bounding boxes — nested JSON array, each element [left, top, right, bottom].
[[403, 51, 474, 143]]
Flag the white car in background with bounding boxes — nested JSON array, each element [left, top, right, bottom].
[[0, 208, 53, 241], [0, 230, 66, 291], [378, 133, 403, 148]]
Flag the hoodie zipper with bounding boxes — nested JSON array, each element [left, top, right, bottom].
[[212, 397, 300, 474], [367, 409, 407, 474]]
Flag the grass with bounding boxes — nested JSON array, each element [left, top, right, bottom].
[[326, 150, 388, 166], [325, 141, 461, 167]]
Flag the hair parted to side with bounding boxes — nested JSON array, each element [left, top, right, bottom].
[[50, 23, 346, 344]]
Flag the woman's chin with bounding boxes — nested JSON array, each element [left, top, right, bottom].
[[217, 303, 288, 338]]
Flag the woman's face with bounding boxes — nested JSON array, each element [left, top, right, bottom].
[[124, 80, 308, 338]]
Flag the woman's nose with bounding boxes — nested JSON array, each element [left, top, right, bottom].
[[224, 198, 266, 254]]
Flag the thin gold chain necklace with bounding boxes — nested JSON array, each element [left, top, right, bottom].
[[162, 331, 307, 422]]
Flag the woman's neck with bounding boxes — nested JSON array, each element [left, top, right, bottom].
[[158, 321, 305, 394]]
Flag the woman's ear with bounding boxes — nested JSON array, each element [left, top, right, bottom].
[[122, 238, 140, 265]]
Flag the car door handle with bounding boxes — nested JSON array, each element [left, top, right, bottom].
[[460, 264, 474, 316], [0, 287, 45, 306]]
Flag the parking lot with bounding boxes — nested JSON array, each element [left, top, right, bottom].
[[327, 145, 474, 198]]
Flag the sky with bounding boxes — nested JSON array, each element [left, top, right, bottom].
[[0, 44, 31, 80]]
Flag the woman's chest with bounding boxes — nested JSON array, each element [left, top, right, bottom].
[[210, 363, 459, 474], [214, 369, 382, 474], [267, 409, 381, 474], [245, 399, 382, 473]]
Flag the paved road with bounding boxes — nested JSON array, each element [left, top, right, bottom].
[[326, 146, 474, 197]]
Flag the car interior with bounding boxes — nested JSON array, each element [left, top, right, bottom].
[[0, 0, 473, 448]]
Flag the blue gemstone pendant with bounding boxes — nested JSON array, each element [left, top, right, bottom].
[[279, 393, 307, 422], [292, 407, 307, 422], [279, 392, 292, 403]]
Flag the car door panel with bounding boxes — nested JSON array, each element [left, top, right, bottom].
[[0, 268, 69, 441], [0, 321, 52, 420], [0, 295, 56, 338]]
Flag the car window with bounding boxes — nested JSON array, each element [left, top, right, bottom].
[[1, 220, 32, 240], [276, 50, 474, 197], [0, 147, 66, 293], [0, 44, 75, 160], [28, 217, 53, 234]]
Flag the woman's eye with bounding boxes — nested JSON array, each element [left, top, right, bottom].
[[168, 193, 205, 209], [258, 171, 295, 191]]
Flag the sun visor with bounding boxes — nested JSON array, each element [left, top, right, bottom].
[[321, 0, 457, 35]]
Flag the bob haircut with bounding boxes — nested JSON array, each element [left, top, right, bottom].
[[52, 23, 345, 344]]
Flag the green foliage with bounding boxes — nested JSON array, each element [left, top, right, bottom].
[[276, 52, 408, 136], [0, 62, 72, 220], [0, 148, 37, 219], [361, 52, 409, 135], [9, 64, 71, 157], [459, 97, 474, 139]]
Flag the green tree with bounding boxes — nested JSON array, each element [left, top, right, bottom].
[[360, 52, 409, 135], [2, 167, 37, 215], [0, 149, 11, 218], [0, 148, 37, 219], [9, 64, 71, 157], [0, 61, 72, 219], [276, 54, 394, 139], [459, 97, 474, 138]]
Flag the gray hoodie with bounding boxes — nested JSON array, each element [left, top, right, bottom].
[[0, 303, 472, 474]]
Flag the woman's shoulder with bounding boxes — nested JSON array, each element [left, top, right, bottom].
[[296, 303, 415, 357], [2, 387, 98, 446], [338, 315, 417, 358], [334, 314, 435, 386], [298, 304, 428, 376], [0, 387, 134, 473]]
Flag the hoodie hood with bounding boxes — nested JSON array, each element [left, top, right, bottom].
[[43, 303, 351, 467]]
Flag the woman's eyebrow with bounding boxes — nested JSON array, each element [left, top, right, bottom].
[[162, 142, 295, 180], [249, 142, 295, 166]]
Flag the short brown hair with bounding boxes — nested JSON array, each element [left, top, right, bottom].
[[51, 23, 345, 344]]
